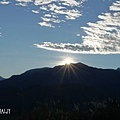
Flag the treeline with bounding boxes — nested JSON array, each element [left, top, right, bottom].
[[0, 98, 120, 120]]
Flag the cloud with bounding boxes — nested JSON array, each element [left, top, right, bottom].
[[15, 0, 33, 6], [0, 0, 10, 5], [1, 0, 86, 28], [34, 0, 120, 54], [15, 0, 33, 3], [14, 0, 86, 28], [81, 0, 120, 53], [37, 0, 85, 27], [77, 34, 81, 37], [40, 5, 48, 11], [38, 21, 55, 28], [44, 14, 51, 17], [110, 1, 120, 11], [32, 10, 39, 14], [34, 42, 97, 54], [15, 2, 27, 6]]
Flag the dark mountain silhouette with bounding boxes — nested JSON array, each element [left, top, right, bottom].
[[117, 67, 120, 71], [0, 62, 120, 88], [0, 76, 4, 81], [0, 62, 120, 116]]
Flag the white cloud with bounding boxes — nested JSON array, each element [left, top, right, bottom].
[[34, 0, 54, 6], [15, 0, 33, 6], [38, 21, 55, 28], [110, 1, 120, 11], [77, 34, 80, 37], [44, 14, 51, 17], [37, 0, 86, 27], [0, 0, 10, 5], [35, 0, 120, 54], [37, 0, 85, 27], [15, 0, 33, 2], [48, 3, 66, 11], [40, 5, 48, 11], [81, 0, 120, 54], [34, 0, 86, 6], [41, 17, 51, 22], [34, 42, 101, 54], [65, 9, 82, 20], [40, 16, 61, 24], [15, 2, 27, 6], [52, 19, 61, 23], [1, 0, 86, 28], [32, 10, 39, 14]]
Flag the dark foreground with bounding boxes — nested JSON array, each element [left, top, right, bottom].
[[0, 98, 120, 120]]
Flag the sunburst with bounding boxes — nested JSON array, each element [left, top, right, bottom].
[[56, 57, 79, 83], [61, 57, 74, 65]]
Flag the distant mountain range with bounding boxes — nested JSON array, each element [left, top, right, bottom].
[[0, 62, 120, 115]]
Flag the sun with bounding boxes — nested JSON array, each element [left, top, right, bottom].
[[61, 58, 74, 65]]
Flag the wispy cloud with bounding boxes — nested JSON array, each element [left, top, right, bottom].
[[34, 0, 120, 54], [38, 22, 55, 28], [76, 34, 81, 37], [15, 2, 27, 6], [34, 42, 97, 54], [15, 0, 33, 6], [32, 10, 39, 14], [38, 1, 84, 27], [0, 0, 10, 5], [81, 0, 120, 54], [15, 0, 33, 4], [1, 0, 86, 28]]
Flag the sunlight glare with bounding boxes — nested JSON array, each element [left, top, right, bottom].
[[62, 58, 74, 65]]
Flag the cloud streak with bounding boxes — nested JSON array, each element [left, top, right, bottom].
[[35, 0, 120, 54], [34, 42, 98, 54]]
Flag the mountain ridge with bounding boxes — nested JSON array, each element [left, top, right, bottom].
[[0, 76, 4, 81], [0, 62, 119, 88], [0, 62, 120, 116]]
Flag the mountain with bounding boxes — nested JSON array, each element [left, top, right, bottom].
[[0, 62, 120, 116], [117, 68, 120, 71], [0, 76, 4, 81], [0, 62, 120, 88]]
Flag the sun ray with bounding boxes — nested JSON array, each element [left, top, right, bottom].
[[55, 57, 85, 84]]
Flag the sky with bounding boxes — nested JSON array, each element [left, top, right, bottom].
[[0, 0, 120, 78]]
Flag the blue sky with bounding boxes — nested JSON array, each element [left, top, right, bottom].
[[0, 0, 120, 78]]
